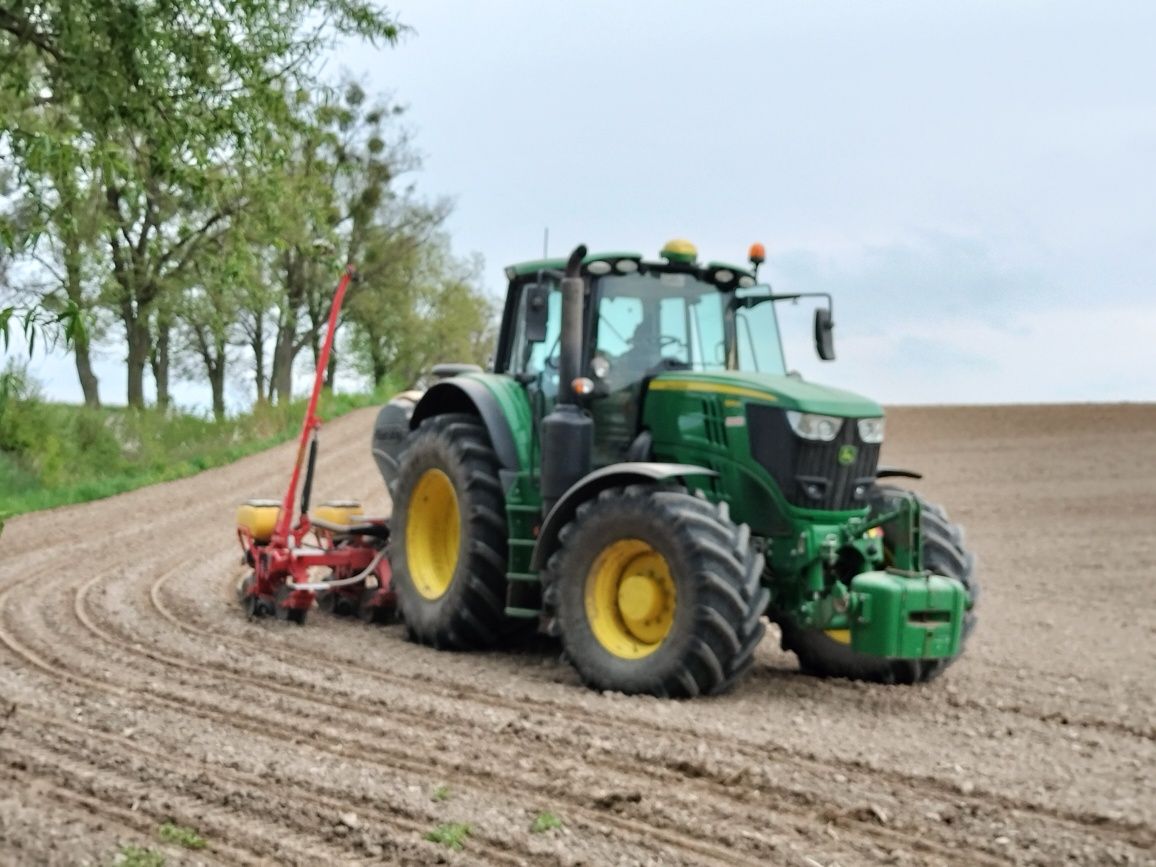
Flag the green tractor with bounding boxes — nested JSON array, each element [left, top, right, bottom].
[[371, 240, 977, 696]]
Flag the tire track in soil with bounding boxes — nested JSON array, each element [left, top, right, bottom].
[[0, 570, 552, 866], [150, 562, 1156, 857], [0, 762, 266, 866], [71, 555, 1155, 862], [92, 568, 985, 866], [0, 564, 752, 867], [0, 742, 320, 866], [1, 716, 526, 866]]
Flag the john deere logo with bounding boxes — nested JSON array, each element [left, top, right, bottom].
[[837, 444, 858, 466]]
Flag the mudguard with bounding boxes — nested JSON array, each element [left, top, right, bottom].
[[530, 462, 718, 571], [409, 378, 521, 471], [370, 390, 423, 489]]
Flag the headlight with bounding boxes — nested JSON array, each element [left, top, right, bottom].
[[786, 411, 843, 442], [857, 417, 885, 444]]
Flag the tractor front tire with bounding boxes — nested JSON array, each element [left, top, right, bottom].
[[546, 486, 768, 698], [391, 413, 510, 649], [780, 486, 978, 684]]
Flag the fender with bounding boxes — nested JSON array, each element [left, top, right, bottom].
[[410, 378, 521, 471], [530, 462, 718, 572]]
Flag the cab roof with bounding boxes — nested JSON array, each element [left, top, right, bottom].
[[505, 250, 756, 283]]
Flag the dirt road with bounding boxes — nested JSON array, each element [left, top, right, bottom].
[[1, 404, 1153, 866]]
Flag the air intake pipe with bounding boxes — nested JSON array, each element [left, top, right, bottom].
[[539, 244, 594, 518]]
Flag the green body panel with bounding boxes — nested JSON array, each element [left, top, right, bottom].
[[641, 371, 877, 535], [647, 370, 883, 416], [847, 571, 966, 659]]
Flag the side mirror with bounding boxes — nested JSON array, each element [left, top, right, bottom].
[[524, 285, 549, 343], [814, 308, 835, 361]]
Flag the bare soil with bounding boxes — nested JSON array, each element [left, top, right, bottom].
[[1, 403, 1153, 866]]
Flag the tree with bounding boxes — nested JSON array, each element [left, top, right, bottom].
[[0, 1, 402, 407], [254, 83, 418, 405], [346, 226, 495, 389]]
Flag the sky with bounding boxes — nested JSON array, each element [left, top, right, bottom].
[[12, 0, 1156, 407]]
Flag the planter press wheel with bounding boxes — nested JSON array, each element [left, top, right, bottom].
[[274, 582, 309, 625], [317, 578, 362, 617], [357, 584, 399, 625], [238, 572, 275, 620]]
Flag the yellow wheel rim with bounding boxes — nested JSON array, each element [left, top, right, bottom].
[[405, 468, 461, 600], [585, 539, 676, 659]]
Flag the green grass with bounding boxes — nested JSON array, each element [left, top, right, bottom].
[[425, 822, 472, 851], [109, 844, 165, 867], [529, 811, 563, 834], [431, 784, 451, 802], [0, 366, 395, 525], [156, 822, 206, 850]]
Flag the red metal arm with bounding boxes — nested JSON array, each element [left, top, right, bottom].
[[272, 264, 357, 545]]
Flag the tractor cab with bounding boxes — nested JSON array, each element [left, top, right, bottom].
[[496, 240, 825, 466]]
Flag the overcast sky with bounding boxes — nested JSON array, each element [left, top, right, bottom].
[[15, 0, 1156, 407]]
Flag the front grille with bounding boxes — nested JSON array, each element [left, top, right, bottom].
[[747, 405, 880, 511]]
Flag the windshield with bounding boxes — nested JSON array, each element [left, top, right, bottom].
[[734, 286, 788, 375], [593, 270, 786, 390]]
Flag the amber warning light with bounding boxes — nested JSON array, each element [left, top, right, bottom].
[[748, 242, 766, 266]]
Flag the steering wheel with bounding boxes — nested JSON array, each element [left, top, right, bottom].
[[542, 335, 562, 369]]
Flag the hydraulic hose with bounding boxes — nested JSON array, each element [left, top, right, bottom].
[[285, 547, 388, 592]]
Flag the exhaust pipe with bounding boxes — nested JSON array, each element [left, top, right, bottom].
[[539, 244, 594, 519], [555, 245, 586, 405]]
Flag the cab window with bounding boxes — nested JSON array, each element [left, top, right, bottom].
[[509, 279, 563, 391]]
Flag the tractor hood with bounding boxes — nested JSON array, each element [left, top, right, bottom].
[[647, 371, 883, 418]]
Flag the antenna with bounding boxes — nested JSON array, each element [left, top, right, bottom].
[[543, 227, 549, 259]]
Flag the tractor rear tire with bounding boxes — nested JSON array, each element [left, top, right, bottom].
[[780, 486, 978, 684], [391, 413, 510, 649], [546, 485, 768, 698]]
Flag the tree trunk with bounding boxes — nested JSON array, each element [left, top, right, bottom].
[[272, 252, 306, 405], [150, 317, 171, 410], [63, 251, 100, 408], [74, 338, 101, 409], [272, 327, 295, 404], [209, 364, 226, 421], [125, 315, 150, 409], [325, 346, 337, 389], [250, 314, 266, 405], [370, 336, 388, 389]]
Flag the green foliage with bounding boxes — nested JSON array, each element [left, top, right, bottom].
[[346, 227, 495, 388], [529, 811, 563, 834], [425, 822, 471, 851], [0, 301, 86, 354], [0, 364, 392, 520], [431, 784, 451, 802], [109, 844, 165, 867], [156, 822, 206, 850]]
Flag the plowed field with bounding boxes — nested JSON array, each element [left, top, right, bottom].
[[1, 404, 1153, 866]]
